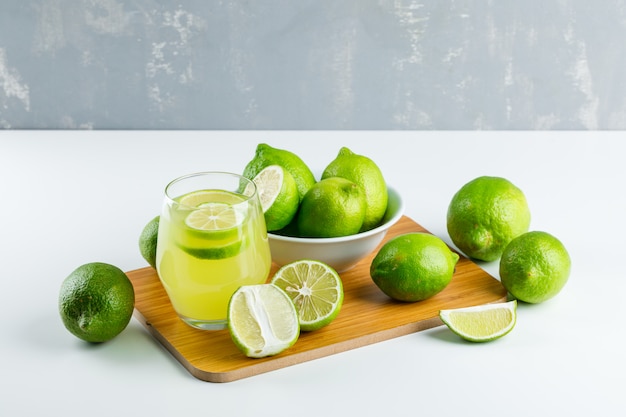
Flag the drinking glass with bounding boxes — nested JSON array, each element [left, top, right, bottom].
[[156, 172, 272, 330]]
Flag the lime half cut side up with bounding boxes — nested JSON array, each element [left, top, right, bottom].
[[228, 284, 300, 358], [439, 300, 517, 342], [271, 260, 344, 331]]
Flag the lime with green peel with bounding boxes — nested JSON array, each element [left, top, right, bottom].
[[247, 165, 299, 231], [271, 260, 344, 332], [184, 201, 245, 233], [447, 176, 531, 262], [174, 190, 249, 260], [139, 215, 159, 268], [243, 143, 316, 202], [322, 147, 388, 231], [297, 177, 366, 238], [370, 233, 459, 302], [440, 300, 517, 342], [228, 284, 300, 358], [499, 231, 571, 303], [59, 262, 135, 343]]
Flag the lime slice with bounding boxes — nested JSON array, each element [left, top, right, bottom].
[[228, 284, 300, 358], [439, 300, 517, 342], [178, 189, 244, 207], [247, 165, 299, 231], [271, 260, 343, 331], [185, 202, 244, 232], [178, 238, 245, 260]]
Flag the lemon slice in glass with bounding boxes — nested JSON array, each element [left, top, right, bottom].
[[439, 300, 517, 342], [271, 260, 343, 332], [228, 284, 299, 358]]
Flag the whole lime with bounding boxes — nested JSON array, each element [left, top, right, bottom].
[[243, 143, 316, 202], [59, 262, 135, 343], [139, 215, 159, 268], [322, 147, 387, 232], [298, 177, 366, 238], [499, 231, 571, 303], [370, 233, 459, 302], [447, 176, 531, 261]]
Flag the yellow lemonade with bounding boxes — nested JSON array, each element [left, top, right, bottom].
[[156, 185, 271, 330]]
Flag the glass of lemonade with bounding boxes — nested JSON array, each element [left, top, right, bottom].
[[156, 172, 272, 330]]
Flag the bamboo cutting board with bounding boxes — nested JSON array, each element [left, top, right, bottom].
[[128, 216, 507, 383]]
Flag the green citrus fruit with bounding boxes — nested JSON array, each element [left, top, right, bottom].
[[322, 147, 387, 231], [243, 143, 316, 202], [271, 260, 343, 331], [59, 262, 135, 343], [228, 284, 300, 358], [297, 177, 366, 238], [447, 176, 531, 262], [499, 231, 571, 303], [248, 165, 299, 231], [139, 215, 159, 268], [370, 233, 459, 302], [440, 300, 517, 342]]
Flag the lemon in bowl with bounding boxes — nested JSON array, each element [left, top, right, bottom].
[[267, 186, 405, 273]]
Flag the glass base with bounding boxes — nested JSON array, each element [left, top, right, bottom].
[[179, 315, 228, 331]]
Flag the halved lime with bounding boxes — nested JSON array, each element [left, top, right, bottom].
[[247, 165, 299, 231], [228, 284, 300, 358], [271, 260, 343, 331], [439, 300, 517, 342]]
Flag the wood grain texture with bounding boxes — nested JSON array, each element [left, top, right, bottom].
[[128, 216, 507, 383]]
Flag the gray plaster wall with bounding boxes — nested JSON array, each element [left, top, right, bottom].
[[1, 1, 625, 130]]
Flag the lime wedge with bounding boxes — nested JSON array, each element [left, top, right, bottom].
[[271, 260, 343, 331], [228, 284, 300, 358], [439, 300, 517, 342]]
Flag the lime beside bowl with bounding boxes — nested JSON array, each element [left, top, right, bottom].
[[268, 187, 405, 273]]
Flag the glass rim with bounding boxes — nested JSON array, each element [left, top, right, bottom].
[[164, 171, 257, 208]]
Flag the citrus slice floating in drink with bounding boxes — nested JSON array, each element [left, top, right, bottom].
[[271, 260, 343, 331], [184, 202, 244, 232], [228, 284, 300, 358], [439, 300, 517, 342]]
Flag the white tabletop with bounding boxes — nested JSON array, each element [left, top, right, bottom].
[[1, 130, 624, 416]]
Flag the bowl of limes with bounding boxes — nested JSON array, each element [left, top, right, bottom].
[[267, 186, 405, 273]]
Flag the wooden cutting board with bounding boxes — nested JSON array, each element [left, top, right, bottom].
[[128, 216, 507, 383]]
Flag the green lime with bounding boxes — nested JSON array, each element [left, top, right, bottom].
[[439, 300, 517, 342], [177, 190, 247, 243], [271, 260, 343, 331], [228, 284, 300, 358], [499, 231, 571, 303], [322, 147, 388, 232], [297, 177, 366, 238], [370, 233, 459, 302], [243, 143, 316, 202], [178, 238, 246, 260], [184, 201, 244, 232], [139, 215, 159, 268], [447, 176, 531, 262], [248, 165, 299, 231], [178, 189, 246, 207], [59, 262, 135, 343]]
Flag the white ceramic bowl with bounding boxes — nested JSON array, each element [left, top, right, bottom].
[[268, 186, 405, 273]]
